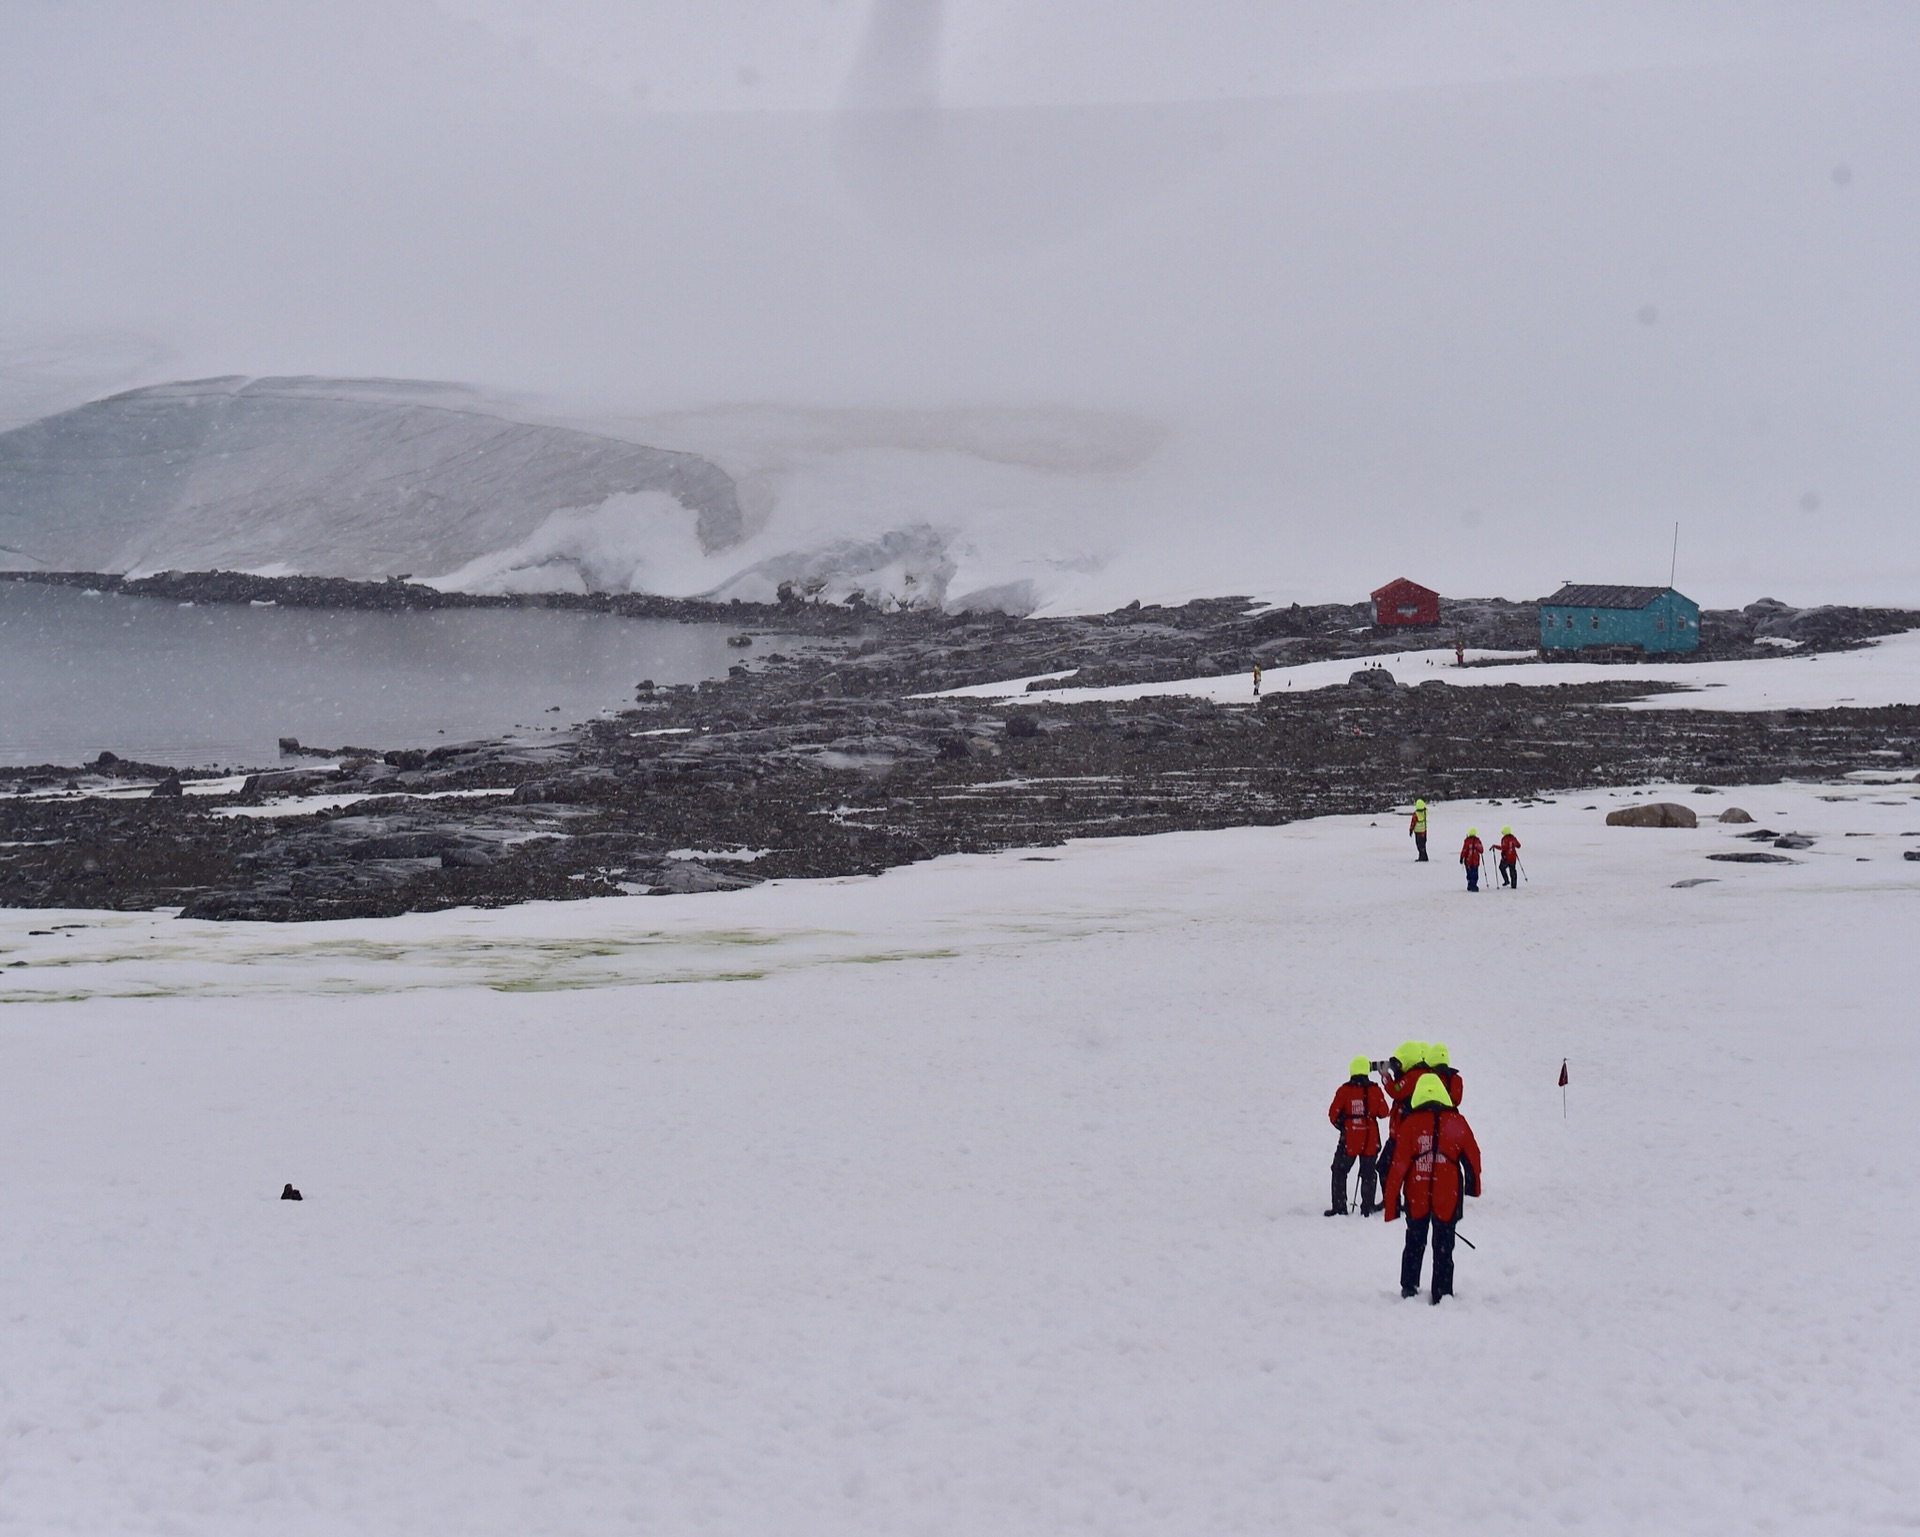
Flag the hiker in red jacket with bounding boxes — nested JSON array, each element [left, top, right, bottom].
[[1459, 827, 1485, 892], [1383, 1075, 1483, 1305], [1374, 1041, 1430, 1188], [1426, 1041, 1462, 1107], [1382, 1041, 1430, 1132], [1495, 826, 1521, 888], [1325, 1055, 1390, 1217]]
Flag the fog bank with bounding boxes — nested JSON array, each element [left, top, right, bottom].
[[2, 3, 1915, 608]]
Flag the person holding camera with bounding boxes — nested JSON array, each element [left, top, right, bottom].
[[1372, 1041, 1430, 1195]]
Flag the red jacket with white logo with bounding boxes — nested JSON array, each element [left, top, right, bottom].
[[1383, 1104, 1483, 1223], [1497, 833, 1520, 863], [1327, 1079, 1389, 1157], [1460, 835, 1484, 868], [1385, 1065, 1430, 1131]]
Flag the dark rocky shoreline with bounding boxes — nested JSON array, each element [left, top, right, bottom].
[[4, 570, 1918, 921]]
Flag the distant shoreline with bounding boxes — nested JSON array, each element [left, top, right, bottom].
[[0, 567, 861, 633]]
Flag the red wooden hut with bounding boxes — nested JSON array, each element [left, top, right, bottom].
[[1370, 577, 1440, 628]]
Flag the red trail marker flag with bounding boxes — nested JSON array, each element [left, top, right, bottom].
[[1559, 1058, 1569, 1116]]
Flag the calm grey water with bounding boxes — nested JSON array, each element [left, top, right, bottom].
[[0, 583, 756, 769]]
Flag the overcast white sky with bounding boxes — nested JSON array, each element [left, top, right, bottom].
[[2, 2, 1917, 603]]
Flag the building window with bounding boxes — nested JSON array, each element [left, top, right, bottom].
[[1656, 617, 1666, 631], [1590, 614, 1600, 630], [1677, 614, 1689, 629]]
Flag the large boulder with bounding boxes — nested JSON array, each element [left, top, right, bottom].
[[648, 861, 752, 895], [239, 768, 333, 798], [1718, 806, 1755, 823], [1605, 801, 1698, 828]]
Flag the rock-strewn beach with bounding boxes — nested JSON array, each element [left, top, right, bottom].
[[5, 572, 1917, 920]]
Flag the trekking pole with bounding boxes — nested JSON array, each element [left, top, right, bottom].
[[1518, 857, 1529, 885], [1456, 1231, 1478, 1251]]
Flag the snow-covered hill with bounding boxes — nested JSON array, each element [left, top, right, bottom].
[[0, 377, 744, 590]]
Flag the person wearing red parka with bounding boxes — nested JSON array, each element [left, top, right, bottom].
[[1325, 1055, 1390, 1217], [1459, 828, 1485, 892], [1426, 1041, 1463, 1108], [1383, 1074, 1483, 1304], [1375, 1041, 1430, 1188], [1495, 827, 1521, 889], [1382, 1041, 1430, 1129]]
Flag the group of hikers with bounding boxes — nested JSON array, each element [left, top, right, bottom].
[[1326, 1042, 1482, 1305], [1408, 799, 1522, 891]]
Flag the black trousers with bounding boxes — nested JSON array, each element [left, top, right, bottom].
[[1499, 858, 1517, 887], [1400, 1214, 1457, 1298], [1331, 1145, 1378, 1213], [1414, 833, 1428, 861]]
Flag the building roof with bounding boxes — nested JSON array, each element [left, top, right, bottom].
[[1371, 577, 1437, 600], [1541, 584, 1680, 610]]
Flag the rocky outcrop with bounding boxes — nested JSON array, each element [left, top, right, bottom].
[[1347, 667, 1402, 694], [1700, 599, 1920, 652]]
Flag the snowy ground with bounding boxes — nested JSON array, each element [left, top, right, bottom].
[[937, 629, 1920, 713], [1, 778, 1917, 1532]]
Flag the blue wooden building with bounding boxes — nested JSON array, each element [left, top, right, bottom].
[[1538, 584, 1700, 653]]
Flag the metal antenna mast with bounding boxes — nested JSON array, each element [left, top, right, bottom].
[[1669, 522, 1679, 589]]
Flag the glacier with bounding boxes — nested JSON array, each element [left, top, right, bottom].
[[0, 376, 745, 588], [0, 379, 1163, 614]]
